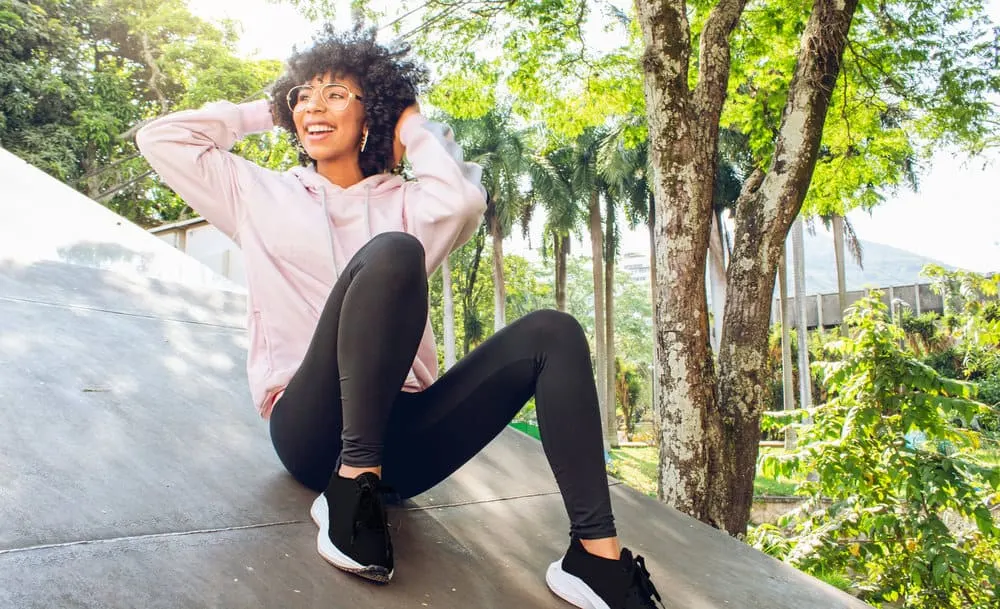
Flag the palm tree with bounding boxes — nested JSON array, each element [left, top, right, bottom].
[[815, 213, 863, 332], [599, 124, 653, 448], [528, 151, 578, 312], [441, 254, 457, 369], [529, 132, 616, 448], [447, 110, 530, 332], [790, 215, 811, 409]]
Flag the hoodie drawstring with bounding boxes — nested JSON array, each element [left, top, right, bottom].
[[321, 184, 374, 284]]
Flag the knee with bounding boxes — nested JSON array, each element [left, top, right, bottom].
[[365, 232, 426, 278], [519, 309, 587, 346]]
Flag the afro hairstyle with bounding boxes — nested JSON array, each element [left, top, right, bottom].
[[270, 26, 429, 176]]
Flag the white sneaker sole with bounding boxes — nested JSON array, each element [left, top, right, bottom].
[[546, 558, 612, 609], [310, 494, 394, 584]]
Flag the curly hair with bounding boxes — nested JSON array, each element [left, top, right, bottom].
[[270, 26, 429, 176]]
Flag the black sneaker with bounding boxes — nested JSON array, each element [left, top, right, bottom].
[[309, 472, 394, 583], [546, 537, 665, 609]]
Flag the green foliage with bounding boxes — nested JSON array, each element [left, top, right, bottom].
[[923, 265, 1000, 379], [615, 357, 645, 440], [724, 0, 1000, 217], [2, 0, 284, 226], [757, 294, 1000, 607]]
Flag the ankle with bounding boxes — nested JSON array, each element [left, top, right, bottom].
[[339, 464, 382, 480], [579, 537, 621, 561]]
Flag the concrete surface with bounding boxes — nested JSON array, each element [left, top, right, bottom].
[[0, 152, 869, 608]]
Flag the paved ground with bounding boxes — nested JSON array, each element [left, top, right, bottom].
[[0, 147, 869, 608]]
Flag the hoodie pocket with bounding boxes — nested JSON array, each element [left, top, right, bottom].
[[248, 310, 274, 375]]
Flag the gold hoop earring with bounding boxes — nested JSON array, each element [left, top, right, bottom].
[[360, 129, 369, 153]]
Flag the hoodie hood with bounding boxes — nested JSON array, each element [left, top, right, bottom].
[[289, 165, 404, 199]]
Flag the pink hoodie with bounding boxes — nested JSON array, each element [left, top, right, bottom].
[[136, 99, 487, 418]]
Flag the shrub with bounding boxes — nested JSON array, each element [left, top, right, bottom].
[[756, 294, 1000, 608]]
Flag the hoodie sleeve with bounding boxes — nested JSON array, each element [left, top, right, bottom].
[[135, 99, 275, 243], [400, 114, 488, 273]]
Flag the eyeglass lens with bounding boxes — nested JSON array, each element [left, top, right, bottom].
[[289, 84, 352, 112]]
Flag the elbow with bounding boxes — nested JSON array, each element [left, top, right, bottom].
[[466, 182, 488, 220], [134, 120, 161, 158]]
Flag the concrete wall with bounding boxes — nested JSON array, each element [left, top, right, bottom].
[[153, 221, 247, 287], [773, 283, 945, 329]]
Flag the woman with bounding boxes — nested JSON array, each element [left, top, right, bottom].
[[137, 27, 662, 609]]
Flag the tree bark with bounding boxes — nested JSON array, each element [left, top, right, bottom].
[[588, 191, 610, 449], [832, 213, 848, 333], [710, 0, 860, 535], [442, 255, 456, 370], [708, 211, 727, 354], [492, 219, 507, 331], [638, 0, 746, 519]]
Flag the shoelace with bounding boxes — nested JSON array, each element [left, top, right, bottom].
[[352, 477, 391, 544], [628, 554, 664, 608]]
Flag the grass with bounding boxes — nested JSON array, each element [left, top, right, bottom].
[[608, 446, 659, 497], [508, 423, 1000, 499], [509, 421, 541, 440], [509, 422, 802, 498], [973, 440, 1000, 466]]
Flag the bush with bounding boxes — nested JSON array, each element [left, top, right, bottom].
[[756, 294, 1000, 608]]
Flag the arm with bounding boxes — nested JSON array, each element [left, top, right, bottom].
[[135, 99, 274, 242], [399, 111, 488, 273]]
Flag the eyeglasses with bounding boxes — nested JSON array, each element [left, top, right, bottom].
[[286, 83, 364, 113]]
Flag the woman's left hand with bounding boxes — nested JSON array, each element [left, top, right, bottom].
[[393, 103, 421, 167]]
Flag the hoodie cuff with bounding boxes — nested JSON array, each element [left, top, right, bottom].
[[240, 99, 275, 135], [399, 112, 429, 146]]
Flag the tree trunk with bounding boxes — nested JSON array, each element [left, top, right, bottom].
[[647, 194, 658, 430], [638, 0, 741, 519], [462, 231, 485, 356], [492, 220, 507, 331], [554, 232, 568, 312], [442, 255, 456, 369], [605, 229, 619, 449], [710, 0, 860, 535], [708, 211, 727, 354], [832, 213, 848, 334], [791, 216, 812, 409], [647, 194, 656, 294], [588, 192, 610, 450]]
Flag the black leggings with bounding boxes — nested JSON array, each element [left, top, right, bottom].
[[269, 232, 615, 540]]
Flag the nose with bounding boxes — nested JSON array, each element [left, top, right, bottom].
[[304, 96, 326, 112]]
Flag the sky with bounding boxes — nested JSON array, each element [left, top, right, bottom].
[[190, 0, 1000, 273]]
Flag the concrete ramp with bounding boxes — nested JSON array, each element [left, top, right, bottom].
[[0, 149, 868, 608]]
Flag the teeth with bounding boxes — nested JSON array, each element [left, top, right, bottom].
[[308, 125, 334, 134]]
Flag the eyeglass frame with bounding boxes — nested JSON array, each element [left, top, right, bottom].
[[286, 83, 364, 114]]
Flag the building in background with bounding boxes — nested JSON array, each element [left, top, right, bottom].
[[150, 218, 247, 287]]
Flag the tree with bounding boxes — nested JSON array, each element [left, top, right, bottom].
[[529, 130, 618, 448], [1, 0, 283, 226], [441, 255, 457, 369], [615, 357, 645, 441], [447, 109, 530, 332], [637, 0, 1000, 535]]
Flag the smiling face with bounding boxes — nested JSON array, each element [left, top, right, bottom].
[[291, 73, 367, 168]]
